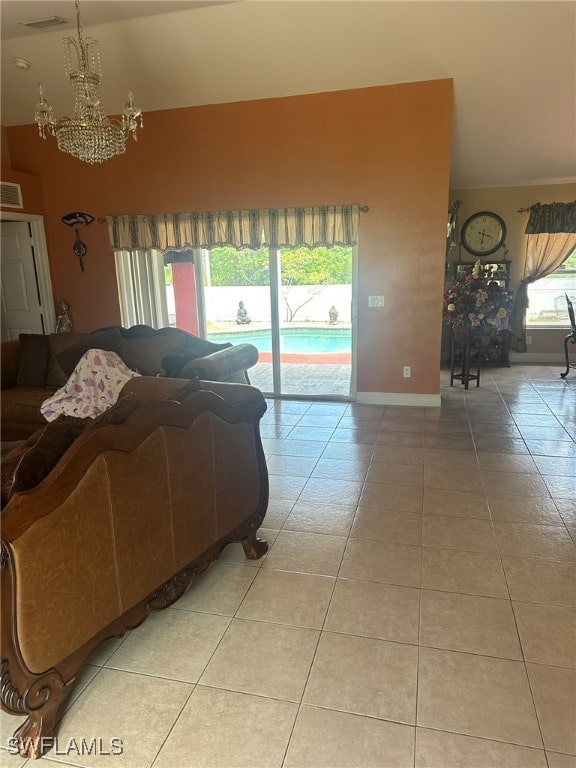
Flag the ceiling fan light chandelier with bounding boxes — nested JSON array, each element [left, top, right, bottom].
[[34, 0, 143, 164]]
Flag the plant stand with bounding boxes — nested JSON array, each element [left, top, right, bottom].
[[450, 330, 481, 389]]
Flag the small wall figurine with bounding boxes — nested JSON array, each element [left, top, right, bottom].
[[236, 301, 251, 325], [329, 305, 338, 324], [55, 300, 73, 333]]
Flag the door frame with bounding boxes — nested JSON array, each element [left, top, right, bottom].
[[0, 212, 56, 334], [349, 243, 358, 399]]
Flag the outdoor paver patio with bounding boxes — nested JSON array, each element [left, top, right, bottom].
[[249, 361, 352, 398]]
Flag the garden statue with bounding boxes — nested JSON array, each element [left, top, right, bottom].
[[236, 301, 251, 324], [55, 300, 73, 333], [329, 305, 338, 324]]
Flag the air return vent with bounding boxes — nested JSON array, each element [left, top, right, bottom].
[[19, 16, 69, 29], [1, 182, 23, 209]]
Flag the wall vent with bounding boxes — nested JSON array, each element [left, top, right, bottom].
[[19, 16, 69, 30], [1, 182, 23, 209]]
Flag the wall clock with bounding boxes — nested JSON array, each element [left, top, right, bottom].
[[460, 211, 506, 257]]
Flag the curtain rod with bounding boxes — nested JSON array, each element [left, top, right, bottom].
[[97, 204, 369, 224], [518, 201, 576, 213]]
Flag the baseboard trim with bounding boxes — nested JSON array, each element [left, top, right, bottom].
[[509, 352, 566, 364], [356, 391, 441, 407]]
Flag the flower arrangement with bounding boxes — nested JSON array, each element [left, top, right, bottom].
[[443, 260, 513, 335]]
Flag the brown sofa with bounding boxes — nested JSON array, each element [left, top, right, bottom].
[[1, 325, 259, 440], [0, 375, 269, 759]]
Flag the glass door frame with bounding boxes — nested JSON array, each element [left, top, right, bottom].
[[350, 244, 358, 400], [193, 248, 207, 339], [268, 247, 282, 395]]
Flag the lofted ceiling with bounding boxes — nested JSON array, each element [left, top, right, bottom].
[[1, 0, 575, 190]]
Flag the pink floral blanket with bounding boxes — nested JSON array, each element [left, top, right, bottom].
[[41, 349, 141, 422]]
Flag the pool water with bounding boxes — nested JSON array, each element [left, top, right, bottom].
[[209, 328, 351, 354]]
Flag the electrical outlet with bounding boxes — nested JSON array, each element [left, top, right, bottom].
[[526, 335, 532, 345], [368, 295, 385, 308], [403, 366, 411, 378]]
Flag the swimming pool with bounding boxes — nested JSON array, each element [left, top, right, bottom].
[[208, 328, 351, 355]]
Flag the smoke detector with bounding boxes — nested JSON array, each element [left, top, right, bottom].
[[13, 58, 31, 70]]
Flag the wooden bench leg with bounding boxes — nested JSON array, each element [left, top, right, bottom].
[[241, 530, 268, 560], [1, 664, 66, 760]]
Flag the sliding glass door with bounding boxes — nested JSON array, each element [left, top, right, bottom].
[[277, 245, 353, 398], [198, 245, 355, 398], [199, 247, 274, 393]]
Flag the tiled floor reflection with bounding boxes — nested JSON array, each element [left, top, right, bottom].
[[2, 365, 575, 768]]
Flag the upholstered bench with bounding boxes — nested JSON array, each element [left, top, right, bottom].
[[1, 376, 269, 759], [1, 325, 259, 440]]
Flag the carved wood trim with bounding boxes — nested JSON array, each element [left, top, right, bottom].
[[0, 659, 64, 716], [1, 659, 27, 713], [146, 566, 201, 610]]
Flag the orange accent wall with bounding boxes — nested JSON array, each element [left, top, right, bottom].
[[5, 79, 453, 395], [1, 125, 12, 170]]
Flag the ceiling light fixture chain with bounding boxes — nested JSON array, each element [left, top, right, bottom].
[[34, 0, 143, 164]]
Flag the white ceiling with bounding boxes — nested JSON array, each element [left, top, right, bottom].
[[1, 0, 575, 190]]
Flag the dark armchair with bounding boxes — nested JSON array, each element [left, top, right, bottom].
[[560, 293, 576, 378]]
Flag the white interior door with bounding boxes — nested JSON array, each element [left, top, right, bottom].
[[1, 221, 45, 340]]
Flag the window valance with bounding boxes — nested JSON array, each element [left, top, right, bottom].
[[263, 206, 361, 248], [107, 210, 262, 252], [524, 201, 576, 234], [106, 205, 363, 252]]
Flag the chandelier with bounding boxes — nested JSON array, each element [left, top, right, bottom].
[[34, 0, 143, 164]]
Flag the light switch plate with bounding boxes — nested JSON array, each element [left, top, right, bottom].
[[368, 295, 385, 308]]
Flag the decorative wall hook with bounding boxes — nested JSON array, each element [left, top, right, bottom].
[[61, 212, 94, 227], [73, 230, 88, 272], [61, 211, 94, 271]]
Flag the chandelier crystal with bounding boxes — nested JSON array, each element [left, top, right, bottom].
[[34, 0, 143, 164]]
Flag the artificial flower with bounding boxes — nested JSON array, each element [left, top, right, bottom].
[[443, 261, 513, 335]]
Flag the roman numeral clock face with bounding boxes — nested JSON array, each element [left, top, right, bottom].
[[461, 212, 506, 257]]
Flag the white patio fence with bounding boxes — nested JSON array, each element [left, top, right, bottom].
[[167, 284, 352, 326]]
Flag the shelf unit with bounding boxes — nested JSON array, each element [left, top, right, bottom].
[[450, 259, 511, 290]]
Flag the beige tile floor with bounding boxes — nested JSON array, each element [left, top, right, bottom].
[[1, 365, 575, 768]]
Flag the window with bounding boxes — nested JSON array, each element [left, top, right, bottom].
[[526, 249, 576, 327], [114, 249, 169, 328]]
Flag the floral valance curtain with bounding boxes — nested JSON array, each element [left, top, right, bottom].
[[107, 205, 361, 252], [510, 201, 576, 352]]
